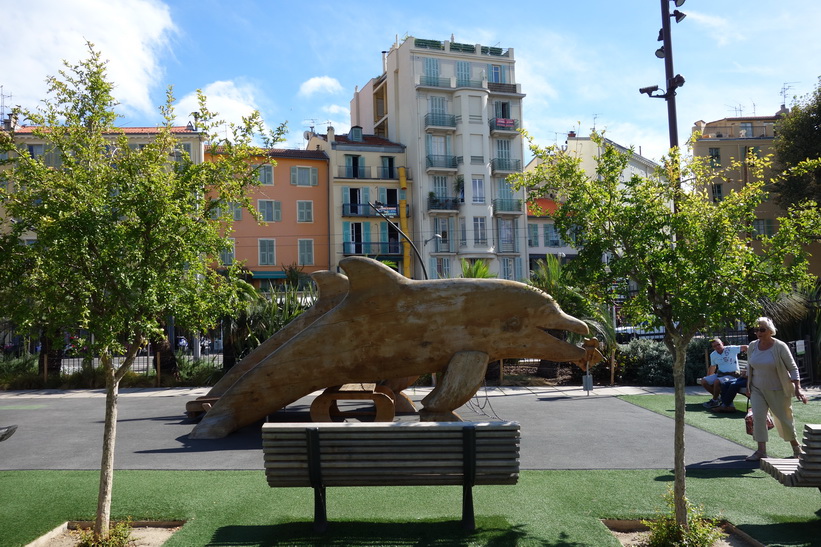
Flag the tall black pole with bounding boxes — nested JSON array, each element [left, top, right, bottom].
[[368, 202, 428, 280], [661, 0, 679, 151]]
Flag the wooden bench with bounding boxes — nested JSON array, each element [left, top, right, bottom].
[[262, 421, 520, 532], [760, 424, 821, 493]]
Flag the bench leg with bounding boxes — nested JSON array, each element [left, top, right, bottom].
[[462, 483, 475, 531], [312, 486, 328, 533]]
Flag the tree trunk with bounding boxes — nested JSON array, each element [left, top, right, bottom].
[[37, 334, 62, 377], [672, 344, 688, 529], [93, 358, 119, 539]]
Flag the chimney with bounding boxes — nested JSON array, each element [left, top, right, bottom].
[[327, 126, 335, 143]]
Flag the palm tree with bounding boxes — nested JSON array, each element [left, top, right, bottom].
[[460, 258, 495, 278]]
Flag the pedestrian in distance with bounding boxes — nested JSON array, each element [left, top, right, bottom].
[[701, 338, 748, 409], [744, 317, 808, 461], [710, 371, 747, 413]]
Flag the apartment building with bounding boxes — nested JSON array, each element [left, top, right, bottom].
[[692, 109, 821, 276], [205, 148, 330, 291], [350, 36, 528, 280], [525, 132, 659, 271], [305, 126, 411, 276]]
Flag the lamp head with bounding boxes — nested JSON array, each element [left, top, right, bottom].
[[672, 9, 686, 23], [639, 85, 660, 96], [655, 47, 665, 59]]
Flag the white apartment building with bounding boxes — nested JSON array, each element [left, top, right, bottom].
[[350, 36, 528, 280], [525, 132, 659, 271]]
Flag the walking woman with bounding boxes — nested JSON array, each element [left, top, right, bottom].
[[745, 317, 809, 461]]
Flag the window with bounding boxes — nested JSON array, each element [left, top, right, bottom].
[[435, 257, 451, 279], [494, 101, 511, 119], [456, 61, 471, 86], [259, 239, 276, 265], [545, 224, 562, 247], [424, 57, 439, 78], [528, 224, 539, 247], [259, 200, 281, 222], [350, 127, 363, 142], [229, 202, 242, 221], [380, 156, 395, 179], [345, 155, 365, 178], [490, 65, 502, 83], [739, 122, 753, 138], [433, 175, 448, 198], [500, 257, 514, 280], [297, 201, 313, 222], [472, 176, 485, 204], [220, 239, 235, 265], [298, 239, 314, 266], [291, 166, 318, 186], [434, 217, 451, 251], [752, 218, 775, 238], [473, 217, 487, 246], [712, 183, 723, 202], [708, 148, 721, 167], [497, 218, 516, 252], [257, 165, 273, 185]]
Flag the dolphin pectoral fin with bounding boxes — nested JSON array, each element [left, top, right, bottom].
[[420, 351, 488, 421]]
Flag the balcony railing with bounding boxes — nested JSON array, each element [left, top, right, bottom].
[[697, 124, 775, 139], [497, 240, 519, 253], [456, 79, 483, 88], [420, 75, 450, 88], [426, 155, 458, 170], [342, 242, 403, 256], [424, 112, 457, 128], [427, 196, 460, 211], [493, 198, 523, 213], [491, 158, 522, 173], [343, 203, 408, 218], [488, 82, 518, 94], [489, 118, 520, 132], [336, 166, 408, 180]]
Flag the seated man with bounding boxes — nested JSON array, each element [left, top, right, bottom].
[[711, 372, 747, 412], [701, 338, 748, 408]]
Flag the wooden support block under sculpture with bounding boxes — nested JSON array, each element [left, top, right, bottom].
[[189, 257, 603, 439]]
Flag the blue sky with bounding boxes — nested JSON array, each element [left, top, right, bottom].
[[3, 0, 820, 163]]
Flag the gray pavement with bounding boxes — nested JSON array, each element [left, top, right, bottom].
[[1, 384, 809, 472]]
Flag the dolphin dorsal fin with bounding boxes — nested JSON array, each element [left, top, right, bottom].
[[310, 271, 349, 300], [338, 257, 410, 296]]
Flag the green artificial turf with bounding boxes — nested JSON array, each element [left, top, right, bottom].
[[2, 468, 820, 546], [620, 393, 821, 458]]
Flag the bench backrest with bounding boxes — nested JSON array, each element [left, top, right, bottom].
[[262, 421, 520, 487]]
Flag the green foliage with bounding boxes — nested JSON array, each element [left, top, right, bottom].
[[175, 354, 225, 386], [774, 76, 821, 208], [644, 487, 725, 547], [460, 258, 495, 278], [76, 519, 132, 547], [616, 338, 711, 386]]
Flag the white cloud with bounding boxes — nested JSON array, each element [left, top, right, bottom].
[[1, 0, 175, 119], [175, 80, 261, 131], [298, 76, 344, 97]]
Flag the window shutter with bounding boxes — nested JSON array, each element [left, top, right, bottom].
[[274, 201, 281, 221], [341, 186, 350, 204], [448, 217, 456, 252], [362, 187, 370, 206], [343, 222, 351, 254], [362, 222, 371, 243], [429, 258, 438, 280], [290, 166, 297, 185], [514, 258, 522, 281], [378, 187, 387, 204], [380, 222, 388, 247], [311, 167, 318, 186]]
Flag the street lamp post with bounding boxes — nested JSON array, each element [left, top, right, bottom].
[[640, 0, 687, 152]]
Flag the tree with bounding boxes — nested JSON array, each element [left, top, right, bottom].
[[510, 132, 821, 530], [459, 258, 495, 278], [774, 76, 821, 208], [0, 44, 284, 540]]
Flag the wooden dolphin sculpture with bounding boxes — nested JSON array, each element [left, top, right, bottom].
[[190, 256, 601, 439]]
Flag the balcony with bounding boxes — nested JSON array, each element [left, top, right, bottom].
[[337, 165, 373, 179], [342, 241, 403, 256], [420, 75, 450, 88], [424, 112, 457, 130], [343, 203, 409, 218], [427, 196, 460, 213], [491, 158, 522, 174], [496, 240, 519, 253], [455, 78, 483, 89], [426, 155, 458, 172], [493, 198, 523, 215], [489, 118, 520, 133], [488, 82, 518, 94], [697, 124, 775, 139]]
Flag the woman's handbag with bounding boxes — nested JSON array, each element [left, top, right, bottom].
[[745, 400, 775, 435]]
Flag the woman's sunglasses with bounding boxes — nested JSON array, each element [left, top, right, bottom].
[[755, 327, 769, 333]]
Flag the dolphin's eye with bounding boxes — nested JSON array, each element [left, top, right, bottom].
[[501, 317, 521, 332]]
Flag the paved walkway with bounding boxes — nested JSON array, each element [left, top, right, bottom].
[[1, 385, 818, 471]]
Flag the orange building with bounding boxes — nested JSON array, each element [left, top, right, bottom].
[[205, 148, 330, 291]]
